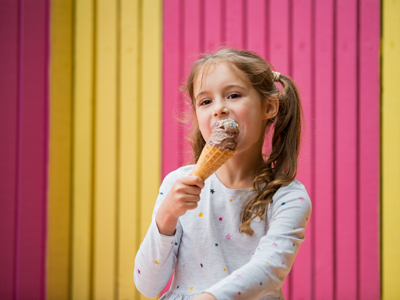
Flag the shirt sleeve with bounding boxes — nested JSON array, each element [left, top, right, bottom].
[[133, 171, 184, 298], [203, 189, 312, 300]]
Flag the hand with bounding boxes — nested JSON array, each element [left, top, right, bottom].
[[156, 176, 204, 236], [192, 293, 217, 300]]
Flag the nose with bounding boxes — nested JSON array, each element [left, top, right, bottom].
[[212, 100, 229, 117]]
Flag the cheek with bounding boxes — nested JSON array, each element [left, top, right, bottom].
[[200, 124, 211, 141], [196, 114, 211, 141], [237, 107, 264, 136]]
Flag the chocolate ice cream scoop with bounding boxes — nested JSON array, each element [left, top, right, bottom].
[[207, 118, 240, 150]]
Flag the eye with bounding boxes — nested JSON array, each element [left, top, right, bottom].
[[199, 99, 212, 106], [228, 93, 241, 99]]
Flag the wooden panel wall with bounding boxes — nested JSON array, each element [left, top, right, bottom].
[[0, 0, 387, 299], [48, 0, 161, 300], [162, 1, 381, 299], [0, 0, 49, 299], [382, 0, 400, 299]]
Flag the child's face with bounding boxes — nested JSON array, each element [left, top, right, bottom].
[[193, 62, 271, 154]]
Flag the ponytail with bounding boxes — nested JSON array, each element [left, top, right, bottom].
[[271, 74, 303, 175]]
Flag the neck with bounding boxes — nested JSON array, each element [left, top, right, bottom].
[[215, 141, 265, 190]]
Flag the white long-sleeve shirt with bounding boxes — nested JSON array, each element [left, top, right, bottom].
[[134, 165, 312, 300]]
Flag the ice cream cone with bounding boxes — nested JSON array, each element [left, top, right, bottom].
[[191, 145, 236, 181], [191, 118, 239, 181]]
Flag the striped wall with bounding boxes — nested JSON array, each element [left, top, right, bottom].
[[48, 0, 161, 300], [1, 0, 400, 299]]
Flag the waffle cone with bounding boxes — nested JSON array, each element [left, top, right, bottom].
[[191, 145, 236, 181]]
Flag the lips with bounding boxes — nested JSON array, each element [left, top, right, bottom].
[[213, 119, 240, 141], [213, 118, 240, 129]]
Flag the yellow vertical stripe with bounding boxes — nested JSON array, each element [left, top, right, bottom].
[[71, 0, 94, 299], [118, 0, 141, 299], [93, 0, 118, 299], [139, 1, 162, 299], [382, 0, 400, 299], [47, 0, 73, 299], [140, 0, 162, 239]]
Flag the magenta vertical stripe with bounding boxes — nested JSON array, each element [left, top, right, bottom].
[[162, 0, 182, 179], [359, 0, 380, 298], [204, 0, 222, 53], [246, 0, 272, 161], [291, 0, 313, 298], [0, 0, 19, 298], [269, 0, 290, 75], [268, 1, 291, 296], [314, 0, 335, 299], [16, 0, 49, 299], [336, 0, 358, 298], [246, 0, 268, 58], [161, 0, 182, 293], [44, 1, 50, 297], [181, 0, 201, 165], [225, 0, 244, 49]]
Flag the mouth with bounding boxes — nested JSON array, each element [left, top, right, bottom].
[[214, 118, 239, 127]]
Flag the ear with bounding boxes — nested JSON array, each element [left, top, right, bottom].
[[262, 96, 279, 120]]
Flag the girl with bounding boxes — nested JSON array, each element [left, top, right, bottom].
[[134, 48, 312, 300]]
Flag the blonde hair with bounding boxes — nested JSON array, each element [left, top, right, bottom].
[[180, 48, 304, 235]]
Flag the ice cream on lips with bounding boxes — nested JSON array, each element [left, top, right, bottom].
[[191, 118, 240, 181], [208, 118, 240, 151]]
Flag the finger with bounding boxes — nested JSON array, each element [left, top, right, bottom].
[[184, 176, 205, 189], [175, 182, 200, 195], [181, 194, 200, 203], [184, 185, 202, 196], [183, 202, 198, 210]]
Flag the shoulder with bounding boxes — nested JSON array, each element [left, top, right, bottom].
[[274, 179, 310, 199], [271, 179, 312, 211], [161, 164, 196, 186]]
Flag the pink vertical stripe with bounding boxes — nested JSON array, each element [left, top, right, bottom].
[[0, 0, 19, 298], [268, 1, 291, 297], [291, 0, 313, 298], [15, 0, 49, 299], [246, 0, 268, 58], [359, 0, 380, 298], [161, 0, 182, 294], [225, 0, 245, 49], [269, 0, 290, 75], [162, 0, 182, 179], [246, 0, 272, 166], [182, 0, 202, 165], [204, 0, 223, 53], [336, 0, 358, 298], [314, 0, 335, 299]]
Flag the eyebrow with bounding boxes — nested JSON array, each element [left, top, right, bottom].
[[195, 84, 246, 101]]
